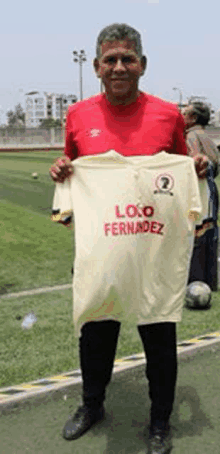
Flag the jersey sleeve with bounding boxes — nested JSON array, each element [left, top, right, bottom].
[[51, 179, 73, 228], [64, 107, 78, 160], [170, 111, 188, 156], [187, 159, 208, 223]]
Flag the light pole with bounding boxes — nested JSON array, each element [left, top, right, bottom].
[[56, 94, 66, 143], [56, 95, 64, 127], [173, 87, 183, 109], [73, 50, 87, 101]]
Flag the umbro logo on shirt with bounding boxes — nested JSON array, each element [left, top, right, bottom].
[[86, 128, 102, 138]]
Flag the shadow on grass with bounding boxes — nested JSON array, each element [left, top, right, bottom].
[[171, 385, 213, 438], [0, 283, 16, 295]]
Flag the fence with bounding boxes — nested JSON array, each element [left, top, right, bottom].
[[0, 127, 64, 147], [0, 126, 220, 149]]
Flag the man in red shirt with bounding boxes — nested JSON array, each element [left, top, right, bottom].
[[50, 24, 208, 454]]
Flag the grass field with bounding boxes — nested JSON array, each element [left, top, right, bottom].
[[1, 150, 220, 388], [1, 288, 220, 388], [0, 151, 73, 294]]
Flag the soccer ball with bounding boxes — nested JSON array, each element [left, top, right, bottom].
[[185, 281, 212, 309], [32, 172, 38, 179]]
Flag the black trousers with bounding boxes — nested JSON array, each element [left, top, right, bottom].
[[188, 227, 218, 291], [80, 320, 177, 425]]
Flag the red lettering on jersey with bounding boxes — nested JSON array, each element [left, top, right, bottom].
[[143, 221, 150, 232], [156, 223, 164, 235], [104, 223, 111, 236], [127, 222, 134, 234], [135, 222, 143, 233], [150, 221, 158, 233], [143, 206, 154, 217], [104, 219, 164, 236], [112, 222, 119, 235], [126, 205, 137, 218], [115, 205, 125, 218], [119, 222, 126, 234]]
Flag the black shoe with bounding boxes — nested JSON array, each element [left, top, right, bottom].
[[62, 405, 105, 440], [148, 425, 172, 454]]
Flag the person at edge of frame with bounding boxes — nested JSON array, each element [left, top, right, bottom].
[[182, 102, 219, 291], [50, 23, 209, 454]]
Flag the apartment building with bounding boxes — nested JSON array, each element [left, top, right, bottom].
[[25, 91, 77, 127]]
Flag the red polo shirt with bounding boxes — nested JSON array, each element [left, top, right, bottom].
[[64, 92, 187, 159]]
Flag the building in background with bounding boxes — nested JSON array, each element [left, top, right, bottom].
[[214, 109, 220, 127], [25, 91, 77, 127]]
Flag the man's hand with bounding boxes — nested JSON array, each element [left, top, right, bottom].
[[193, 154, 209, 179], [49, 156, 73, 183]]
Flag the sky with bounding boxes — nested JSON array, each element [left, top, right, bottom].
[[0, 0, 220, 124]]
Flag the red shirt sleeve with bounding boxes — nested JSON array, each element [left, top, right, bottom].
[[64, 107, 78, 160], [170, 111, 187, 156]]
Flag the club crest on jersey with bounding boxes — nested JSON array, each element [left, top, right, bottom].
[[86, 128, 102, 138], [154, 173, 174, 196]]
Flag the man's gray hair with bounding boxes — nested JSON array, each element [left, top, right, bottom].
[[189, 101, 210, 126], [96, 23, 143, 59]]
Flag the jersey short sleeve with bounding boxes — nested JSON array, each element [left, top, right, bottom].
[[64, 106, 78, 160], [170, 111, 188, 156], [186, 157, 208, 224]]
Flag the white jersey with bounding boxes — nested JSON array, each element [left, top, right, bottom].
[[52, 151, 208, 337]]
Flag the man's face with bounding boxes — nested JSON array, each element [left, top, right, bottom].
[[182, 105, 196, 129], [94, 39, 146, 104]]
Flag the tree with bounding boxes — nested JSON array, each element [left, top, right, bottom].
[[39, 118, 61, 129], [7, 103, 25, 127]]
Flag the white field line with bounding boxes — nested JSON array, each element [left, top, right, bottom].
[[0, 284, 72, 300]]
